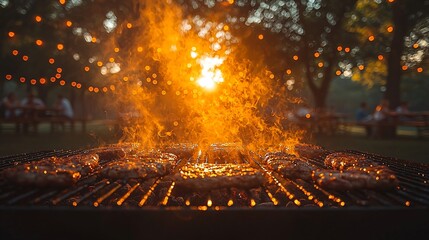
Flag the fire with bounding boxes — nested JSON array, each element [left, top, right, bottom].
[[196, 56, 224, 90]]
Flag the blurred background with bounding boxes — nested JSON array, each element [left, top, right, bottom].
[[0, 0, 428, 162]]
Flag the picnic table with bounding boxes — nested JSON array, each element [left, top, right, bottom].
[[0, 106, 87, 133]]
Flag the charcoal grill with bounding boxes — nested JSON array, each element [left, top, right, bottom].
[[1, 145, 428, 239]]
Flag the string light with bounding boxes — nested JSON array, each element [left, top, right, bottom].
[[293, 55, 299, 61], [8, 31, 15, 38], [258, 34, 264, 40], [5, 74, 12, 80], [377, 55, 384, 60], [12, 50, 18, 56], [387, 26, 394, 32], [368, 35, 375, 41], [66, 20, 72, 27], [126, 23, 133, 29], [417, 67, 423, 73], [49, 58, 55, 64], [35, 16, 42, 22], [23, 55, 29, 61], [35, 39, 43, 46], [57, 43, 64, 50]]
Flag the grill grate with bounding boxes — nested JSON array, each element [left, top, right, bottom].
[[0, 146, 429, 209]]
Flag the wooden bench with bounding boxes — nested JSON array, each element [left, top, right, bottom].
[[339, 119, 429, 138]]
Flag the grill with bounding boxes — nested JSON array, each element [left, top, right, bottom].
[[1, 144, 429, 239]]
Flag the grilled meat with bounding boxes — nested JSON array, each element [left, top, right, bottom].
[[312, 166, 399, 190], [174, 163, 266, 191], [101, 153, 177, 180], [267, 158, 315, 181], [294, 143, 326, 159], [2, 153, 99, 187], [324, 152, 378, 170]]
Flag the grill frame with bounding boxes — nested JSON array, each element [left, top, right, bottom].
[[1, 147, 429, 239]]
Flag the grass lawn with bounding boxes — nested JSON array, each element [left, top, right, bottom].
[[0, 121, 428, 164]]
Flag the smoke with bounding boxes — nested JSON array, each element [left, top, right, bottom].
[[109, 0, 304, 153]]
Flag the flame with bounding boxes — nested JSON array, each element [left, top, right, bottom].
[[197, 56, 224, 90], [103, 1, 305, 152]]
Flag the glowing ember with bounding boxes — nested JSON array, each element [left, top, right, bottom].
[[196, 56, 224, 90]]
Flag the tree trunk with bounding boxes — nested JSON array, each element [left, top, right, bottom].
[[385, 1, 408, 110]]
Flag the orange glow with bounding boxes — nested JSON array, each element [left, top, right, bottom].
[[335, 70, 341, 76], [12, 50, 18, 56], [91, 37, 97, 43], [387, 26, 394, 32], [39, 78, 46, 84], [76, 83, 82, 89], [417, 67, 423, 73], [50, 77, 56, 82], [293, 55, 299, 61], [88, 86, 94, 92], [344, 47, 350, 53], [368, 35, 375, 41], [314, 52, 320, 58], [269, 74, 275, 79], [123, 76, 129, 81], [387, 0, 394, 3], [57, 68, 62, 73], [223, 25, 229, 31], [23, 55, 29, 61], [145, 65, 151, 71], [337, 46, 343, 51], [55, 73, 61, 79], [20, 77, 26, 83], [102, 87, 108, 92], [30, 79, 37, 85], [110, 85, 115, 91], [66, 20, 72, 27], [59, 80, 66, 85], [126, 23, 133, 29], [5, 74, 12, 80], [71, 81, 77, 87], [94, 87, 99, 93], [258, 34, 264, 40], [49, 58, 55, 64], [59, 0, 66, 5], [318, 62, 324, 68], [196, 56, 224, 90], [114, 47, 120, 52], [305, 113, 311, 119], [413, 43, 419, 49], [109, 57, 115, 62], [402, 65, 408, 71], [36, 39, 43, 46], [57, 43, 64, 50], [377, 55, 384, 60], [8, 31, 15, 38], [84, 66, 90, 72], [358, 65, 364, 70], [35, 16, 42, 22], [286, 69, 292, 75], [97, 61, 103, 67]]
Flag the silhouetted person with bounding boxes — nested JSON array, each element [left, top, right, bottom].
[[355, 102, 372, 137]]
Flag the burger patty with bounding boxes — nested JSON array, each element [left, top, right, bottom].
[[324, 152, 378, 170], [2, 153, 99, 187], [101, 153, 178, 180], [174, 163, 266, 191], [312, 166, 399, 190]]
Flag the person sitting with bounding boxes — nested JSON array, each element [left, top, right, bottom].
[[20, 92, 45, 132], [1, 92, 20, 120], [54, 94, 74, 119], [372, 99, 391, 138], [355, 102, 372, 137], [53, 94, 74, 131]]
